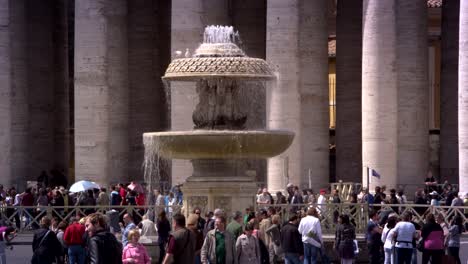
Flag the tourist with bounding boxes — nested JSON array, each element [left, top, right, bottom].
[[291, 186, 303, 205], [258, 209, 272, 250], [226, 211, 243, 242], [157, 210, 171, 264], [366, 210, 382, 264], [85, 213, 123, 264], [96, 187, 110, 207], [0, 225, 15, 263], [424, 171, 437, 193], [266, 214, 283, 263], [55, 221, 68, 263], [298, 207, 323, 264], [122, 229, 151, 264], [139, 214, 157, 237], [447, 215, 464, 264], [281, 215, 303, 264], [331, 189, 341, 223], [420, 213, 444, 264], [392, 211, 418, 264], [451, 192, 464, 206], [236, 223, 260, 264], [193, 207, 206, 233], [110, 185, 122, 207], [317, 189, 327, 215], [119, 183, 127, 205], [414, 189, 427, 216], [187, 213, 204, 264], [201, 216, 237, 264], [334, 214, 356, 264], [276, 191, 287, 204], [126, 190, 138, 206], [429, 191, 439, 206], [306, 189, 316, 204], [31, 216, 64, 264], [154, 189, 165, 208], [257, 188, 271, 206], [381, 214, 397, 264], [64, 216, 86, 264], [435, 213, 449, 240], [204, 208, 223, 236], [122, 213, 137, 247]]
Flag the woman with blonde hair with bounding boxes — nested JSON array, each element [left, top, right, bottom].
[[122, 229, 151, 264], [186, 213, 203, 264]]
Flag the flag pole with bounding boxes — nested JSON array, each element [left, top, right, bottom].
[[366, 166, 370, 191]]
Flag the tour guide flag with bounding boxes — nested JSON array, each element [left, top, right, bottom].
[[367, 167, 381, 183]]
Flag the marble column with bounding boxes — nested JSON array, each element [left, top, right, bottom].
[[128, 0, 170, 183], [396, 0, 429, 192], [458, 0, 468, 193], [74, 0, 129, 185], [267, 0, 329, 191], [440, 0, 460, 184], [362, 0, 398, 190], [335, 0, 362, 183], [170, 0, 230, 185], [0, 0, 29, 189]]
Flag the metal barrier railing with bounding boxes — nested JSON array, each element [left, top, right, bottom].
[[0, 203, 466, 234], [0, 205, 182, 233], [256, 203, 468, 234]]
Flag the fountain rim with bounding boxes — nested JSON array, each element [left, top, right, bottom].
[[143, 129, 294, 137]]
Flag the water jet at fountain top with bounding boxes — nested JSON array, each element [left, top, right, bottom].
[[163, 25, 274, 81], [144, 24, 294, 160]]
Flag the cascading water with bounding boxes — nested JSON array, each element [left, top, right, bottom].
[[143, 25, 294, 215]]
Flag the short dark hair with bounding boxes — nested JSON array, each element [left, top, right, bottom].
[[339, 214, 350, 225], [245, 223, 254, 231], [173, 213, 186, 227], [288, 215, 299, 222], [217, 216, 227, 224], [369, 209, 378, 219]]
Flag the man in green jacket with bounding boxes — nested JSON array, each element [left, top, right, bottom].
[[201, 216, 238, 264], [226, 211, 243, 241]]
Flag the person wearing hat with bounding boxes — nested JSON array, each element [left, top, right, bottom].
[[429, 191, 439, 206], [317, 189, 327, 215]]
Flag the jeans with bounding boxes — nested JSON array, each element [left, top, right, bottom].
[[284, 252, 302, 264], [395, 247, 413, 264], [303, 243, 319, 264], [411, 248, 417, 264], [448, 247, 461, 264], [68, 245, 85, 264]]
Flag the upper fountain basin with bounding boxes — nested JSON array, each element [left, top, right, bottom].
[[143, 130, 294, 159], [162, 57, 275, 81]]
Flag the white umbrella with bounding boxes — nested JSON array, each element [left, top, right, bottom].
[[69, 180, 101, 193]]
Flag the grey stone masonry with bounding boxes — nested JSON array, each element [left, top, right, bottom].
[[267, 0, 329, 191], [362, 0, 398, 190], [458, 0, 468, 193], [74, 0, 129, 185], [397, 0, 429, 192]]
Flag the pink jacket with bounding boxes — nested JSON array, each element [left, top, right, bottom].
[[122, 243, 151, 264]]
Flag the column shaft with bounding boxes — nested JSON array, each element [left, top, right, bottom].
[[396, 0, 429, 192], [267, 0, 329, 191], [74, 0, 129, 185], [458, 0, 468, 193], [362, 0, 398, 189]]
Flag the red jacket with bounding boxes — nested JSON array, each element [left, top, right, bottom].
[[64, 223, 85, 246]]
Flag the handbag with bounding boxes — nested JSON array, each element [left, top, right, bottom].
[[416, 238, 424, 252]]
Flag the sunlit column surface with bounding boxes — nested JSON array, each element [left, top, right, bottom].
[[458, 0, 468, 193]]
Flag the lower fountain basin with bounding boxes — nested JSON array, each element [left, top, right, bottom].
[[143, 130, 294, 159]]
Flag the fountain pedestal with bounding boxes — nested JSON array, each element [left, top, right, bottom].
[[182, 180, 258, 216]]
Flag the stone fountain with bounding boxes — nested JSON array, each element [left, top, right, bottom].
[[143, 25, 294, 215]]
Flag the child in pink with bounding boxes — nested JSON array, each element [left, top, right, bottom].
[[122, 229, 151, 264]]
